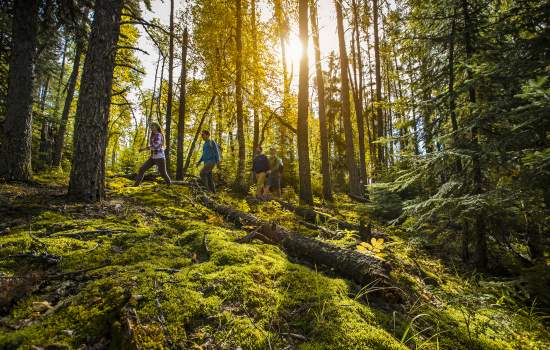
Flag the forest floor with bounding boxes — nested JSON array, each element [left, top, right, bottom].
[[0, 172, 549, 350]]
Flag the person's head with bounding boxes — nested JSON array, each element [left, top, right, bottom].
[[269, 147, 276, 157], [256, 146, 263, 155], [151, 122, 162, 134], [201, 130, 210, 141]]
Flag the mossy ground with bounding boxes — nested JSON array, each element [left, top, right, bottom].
[[0, 173, 548, 349]]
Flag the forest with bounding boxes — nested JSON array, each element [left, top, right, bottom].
[[0, 0, 549, 348]]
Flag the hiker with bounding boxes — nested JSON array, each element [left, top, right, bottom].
[[134, 122, 171, 186], [252, 146, 270, 198], [196, 130, 220, 192], [265, 147, 283, 197]]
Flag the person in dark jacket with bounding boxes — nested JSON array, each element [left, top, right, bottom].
[[265, 147, 283, 197], [196, 130, 220, 192], [252, 146, 270, 198]]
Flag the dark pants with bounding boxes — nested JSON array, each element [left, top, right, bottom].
[[200, 160, 216, 192], [134, 157, 171, 186]]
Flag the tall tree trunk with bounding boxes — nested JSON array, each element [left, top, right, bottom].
[[175, 27, 188, 181], [146, 51, 162, 142], [251, 0, 260, 162], [362, 4, 377, 163], [297, 0, 313, 205], [156, 57, 165, 124], [164, 0, 175, 172], [234, 0, 247, 193], [215, 44, 224, 175], [351, 0, 367, 186], [408, 57, 419, 155], [335, 0, 361, 196], [462, 0, 486, 270], [372, 0, 384, 170], [52, 37, 68, 130], [0, 0, 40, 181], [52, 38, 84, 167], [274, 0, 290, 185], [182, 95, 216, 176], [68, 0, 123, 202], [310, 0, 333, 201], [38, 76, 51, 168], [384, 54, 394, 166], [448, 13, 459, 144]]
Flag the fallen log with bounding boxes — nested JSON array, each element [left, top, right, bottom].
[[297, 219, 343, 240], [197, 193, 394, 290], [275, 199, 358, 231], [273, 199, 390, 242], [348, 192, 369, 203], [112, 173, 200, 184], [49, 229, 131, 240]]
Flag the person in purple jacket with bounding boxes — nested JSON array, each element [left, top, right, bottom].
[[134, 122, 171, 186], [196, 130, 220, 192]]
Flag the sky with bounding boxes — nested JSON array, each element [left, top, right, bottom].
[[136, 0, 342, 94]]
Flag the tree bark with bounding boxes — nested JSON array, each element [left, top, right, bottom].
[[0, 0, 40, 181], [274, 0, 289, 185], [233, 0, 247, 193], [52, 37, 68, 132], [175, 28, 188, 181], [351, 0, 368, 187], [164, 0, 175, 172], [296, 0, 313, 205], [461, 0, 486, 270], [362, 4, 377, 163], [68, 0, 123, 202], [38, 75, 51, 168], [251, 0, 260, 164], [310, 1, 333, 201], [156, 57, 166, 125], [52, 38, 84, 167], [372, 0, 385, 170], [335, 0, 361, 196]]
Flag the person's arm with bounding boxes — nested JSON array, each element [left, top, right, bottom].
[[139, 136, 152, 152], [196, 143, 204, 166]]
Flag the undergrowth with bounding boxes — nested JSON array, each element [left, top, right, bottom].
[[0, 176, 548, 349]]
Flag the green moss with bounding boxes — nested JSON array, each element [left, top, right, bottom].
[[1, 179, 549, 350]]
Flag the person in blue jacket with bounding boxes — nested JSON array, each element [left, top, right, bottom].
[[196, 130, 220, 192]]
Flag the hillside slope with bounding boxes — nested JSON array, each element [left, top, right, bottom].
[[0, 176, 548, 349]]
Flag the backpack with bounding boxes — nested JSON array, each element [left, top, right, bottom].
[[209, 140, 222, 162], [277, 157, 284, 174]]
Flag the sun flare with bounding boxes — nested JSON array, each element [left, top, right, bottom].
[[285, 35, 303, 68]]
